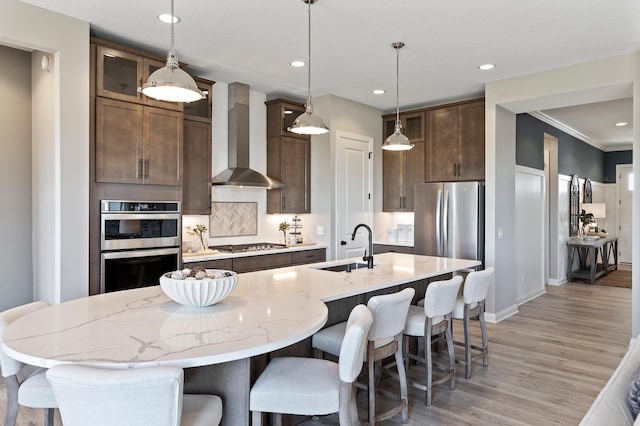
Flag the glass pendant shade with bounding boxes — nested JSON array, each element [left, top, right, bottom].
[[382, 41, 413, 151], [290, 0, 328, 135], [139, 0, 204, 103]]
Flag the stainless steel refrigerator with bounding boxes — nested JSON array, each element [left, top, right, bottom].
[[414, 182, 484, 265]]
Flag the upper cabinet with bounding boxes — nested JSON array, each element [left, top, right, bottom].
[[266, 99, 311, 214], [382, 111, 426, 211], [96, 45, 182, 112], [183, 78, 213, 215], [426, 99, 485, 182]]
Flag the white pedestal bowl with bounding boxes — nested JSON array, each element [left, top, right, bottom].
[[160, 269, 238, 307]]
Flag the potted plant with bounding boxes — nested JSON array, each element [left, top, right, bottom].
[[278, 221, 290, 245], [186, 224, 208, 252], [578, 209, 593, 236]]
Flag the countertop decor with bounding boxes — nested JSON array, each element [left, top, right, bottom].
[[160, 268, 238, 307]]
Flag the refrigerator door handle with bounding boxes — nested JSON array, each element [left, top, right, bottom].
[[436, 189, 442, 256], [443, 189, 449, 257]]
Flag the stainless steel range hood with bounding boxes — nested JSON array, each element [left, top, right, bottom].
[[211, 82, 284, 189]]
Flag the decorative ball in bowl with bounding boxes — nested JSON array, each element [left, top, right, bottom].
[[160, 267, 238, 307]]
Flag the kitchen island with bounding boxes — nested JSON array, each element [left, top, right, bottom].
[[2, 253, 480, 425]]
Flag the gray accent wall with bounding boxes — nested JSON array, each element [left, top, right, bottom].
[[516, 113, 605, 181], [604, 150, 632, 183]]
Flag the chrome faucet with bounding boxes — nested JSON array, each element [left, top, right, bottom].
[[352, 223, 374, 269]]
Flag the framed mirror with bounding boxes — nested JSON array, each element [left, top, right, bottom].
[[570, 175, 580, 236], [583, 178, 592, 203]]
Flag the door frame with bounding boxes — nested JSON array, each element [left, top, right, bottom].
[[616, 163, 633, 264]]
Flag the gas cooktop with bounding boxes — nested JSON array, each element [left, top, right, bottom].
[[208, 243, 287, 253]]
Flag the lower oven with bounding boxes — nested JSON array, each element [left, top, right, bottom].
[[101, 247, 180, 293], [100, 200, 181, 293]]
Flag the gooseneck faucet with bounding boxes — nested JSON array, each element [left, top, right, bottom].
[[352, 223, 374, 268]]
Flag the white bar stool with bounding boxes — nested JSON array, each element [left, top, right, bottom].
[[312, 288, 415, 425], [250, 304, 373, 425], [452, 267, 494, 379], [403, 276, 462, 405]]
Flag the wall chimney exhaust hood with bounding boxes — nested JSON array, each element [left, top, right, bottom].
[[211, 82, 284, 189]]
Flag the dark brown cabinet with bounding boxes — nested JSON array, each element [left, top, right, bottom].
[[426, 99, 484, 182], [183, 119, 212, 214], [266, 99, 311, 214], [184, 248, 327, 273], [382, 111, 426, 211], [95, 98, 183, 185], [182, 78, 214, 215], [96, 44, 182, 112]]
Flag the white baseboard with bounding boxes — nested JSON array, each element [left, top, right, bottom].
[[547, 278, 567, 286], [485, 304, 518, 323], [517, 288, 546, 306]]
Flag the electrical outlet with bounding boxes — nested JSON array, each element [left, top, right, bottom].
[[316, 226, 324, 236], [498, 228, 503, 239]]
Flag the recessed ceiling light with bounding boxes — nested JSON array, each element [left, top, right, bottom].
[[158, 14, 180, 24], [616, 122, 628, 127], [373, 89, 385, 95], [290, 60, 305, 67], [478, 63, 495, 71]]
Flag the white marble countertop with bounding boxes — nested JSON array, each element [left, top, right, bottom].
[[373, 240, 414, 247], [2, 253, 479, 369], [182, 243, 328, 263]]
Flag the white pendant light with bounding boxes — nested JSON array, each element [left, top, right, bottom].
[[290, 0, 329, 135], [139, 0, 204, 103], [383, 42, 413, 151]]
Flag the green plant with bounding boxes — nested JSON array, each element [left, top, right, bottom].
[[578, 209, 594, 234], [186, 224, 208, 251], [279, 221, 290, 242]]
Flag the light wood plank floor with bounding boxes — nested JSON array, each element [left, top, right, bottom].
[[0, 283, 631, 425]]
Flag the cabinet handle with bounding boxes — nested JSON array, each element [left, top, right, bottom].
[[138, 159, 143, 179], [457, 163, 461, 177], [453, 163, 457, 176], [282, 197, 286, 210], [144, 160, 150, 178]]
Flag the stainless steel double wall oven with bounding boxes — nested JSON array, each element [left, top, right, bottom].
[[100, 200, 181, 293]]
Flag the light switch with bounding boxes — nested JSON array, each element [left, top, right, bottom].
[[498, 228, 503, 239], [316, 226, 324, 236]]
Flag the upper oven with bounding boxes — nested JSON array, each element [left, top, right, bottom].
[[100, 200, 181, 251]]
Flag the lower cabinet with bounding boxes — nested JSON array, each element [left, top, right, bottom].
[[373, 244, 414, 255], [183, 248, 326, 273]]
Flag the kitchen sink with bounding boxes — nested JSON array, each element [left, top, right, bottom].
[[316, 262, 371, 272]]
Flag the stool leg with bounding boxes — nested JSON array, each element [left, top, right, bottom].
[[251, 411, 263, 426], [394, 336, 409, 423], [45, 408, 54, 426], [368, 341, 376, 426], [446, 316, 456, 390], [464, 307, 472, 379], [5, 375, 19, 426], [273, 413, 283, 426], [479, 307, 489, 367], [425, 326, 433, 406]]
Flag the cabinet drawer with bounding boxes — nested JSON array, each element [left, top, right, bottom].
[[291, 249, 326, 265], [233, 253, 292, 273], [373, 244, 414, 255], [183, 259, 233, 270]]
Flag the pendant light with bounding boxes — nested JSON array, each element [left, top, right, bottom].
[[290, 0, 329, 135], [139, 0, 204, 103], [383, 42, 413, 151]]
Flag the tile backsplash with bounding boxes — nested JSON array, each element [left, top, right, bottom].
[[209, 202, 258, 237]]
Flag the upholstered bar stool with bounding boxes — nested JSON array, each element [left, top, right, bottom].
[[0, 301, 57, 426], [47, 364, 223, 426], [404, 276, 462, 405], [452, 267, 494, 379], [250, 304, 373, 425], [312, 288, 415, 425]]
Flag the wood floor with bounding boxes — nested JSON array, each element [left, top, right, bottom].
[[0, 282, 632, 426]]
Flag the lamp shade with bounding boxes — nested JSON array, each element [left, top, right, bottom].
[[382, 125, 413, 151], [141, 62, 203, 103], [290, 108, 329, 135], [582, 202, 606, 219]]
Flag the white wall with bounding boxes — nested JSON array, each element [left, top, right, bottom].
[[0, 46, 32, 311], [486, 52, 640, 337], [515, 166, 545, 304], [0, 0, 89, 306]]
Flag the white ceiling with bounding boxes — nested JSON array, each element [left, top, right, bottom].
[[18, 0, 640, 148]]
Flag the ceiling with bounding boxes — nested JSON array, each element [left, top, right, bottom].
[[18, 0, 640, 148]]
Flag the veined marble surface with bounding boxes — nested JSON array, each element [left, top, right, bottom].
[[3, 253, 479, 369], [182, 243, 328, 263]]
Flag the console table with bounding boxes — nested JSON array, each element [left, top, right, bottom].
[[567, 236, 618, 284]]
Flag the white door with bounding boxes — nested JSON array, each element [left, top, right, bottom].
[[335, 131, 372, 260], [618, 165, 633, 263]]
